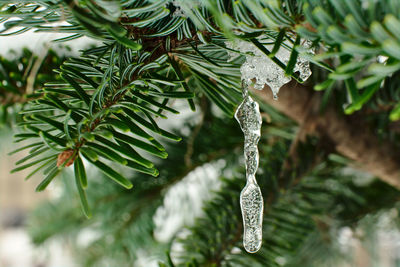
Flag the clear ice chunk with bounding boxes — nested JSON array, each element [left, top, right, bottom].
[[226, 37, 313, 99], [235, 82, 264, 253]]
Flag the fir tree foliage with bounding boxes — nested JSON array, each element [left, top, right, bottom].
[[2, 0, 400, 212], [1, 0, 400, 266]]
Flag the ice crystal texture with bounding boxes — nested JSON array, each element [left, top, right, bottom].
[[235, 82, 263, 253], [241, 181, 263, 253], [226, 38, 313, 99]]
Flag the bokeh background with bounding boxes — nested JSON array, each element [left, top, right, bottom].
[[0, 31, 89, 266]]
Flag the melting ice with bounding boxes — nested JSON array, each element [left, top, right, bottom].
[[226, 37, 313, 99]]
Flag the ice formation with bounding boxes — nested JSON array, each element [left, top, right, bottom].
[[235, 81, 264, 253], [226, 38, 313, 99], [230, 36, 313, 253], [155, 25, 311, 253]]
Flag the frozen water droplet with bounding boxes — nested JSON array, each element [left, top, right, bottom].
[[235, 81, 264, 253]]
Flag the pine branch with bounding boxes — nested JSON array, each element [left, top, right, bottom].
[[2, 2, 400, 261], [27, 107, 244, 265], [4, 1, 247, 207]]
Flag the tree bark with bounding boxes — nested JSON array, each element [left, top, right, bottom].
[[252, 80, 400, 189]]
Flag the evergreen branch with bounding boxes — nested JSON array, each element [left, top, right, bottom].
[[27, 107, 244, 265], [297, 0, 400, 116], [6, 0, 252, 208]]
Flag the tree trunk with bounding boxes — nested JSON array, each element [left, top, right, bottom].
[[252, 80, 400, 189]]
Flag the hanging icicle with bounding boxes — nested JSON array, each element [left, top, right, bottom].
[[231, 35, 313, 253], [235, 81, 263, 253]]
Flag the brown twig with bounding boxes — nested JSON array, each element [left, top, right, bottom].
[[252, 80, 400, 189]]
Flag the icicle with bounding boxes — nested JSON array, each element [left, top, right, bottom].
[[230, 36, 314, 253], [235, 81, 263, 253]]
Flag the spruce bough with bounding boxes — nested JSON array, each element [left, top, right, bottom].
[[1, 0, 400, 266]]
